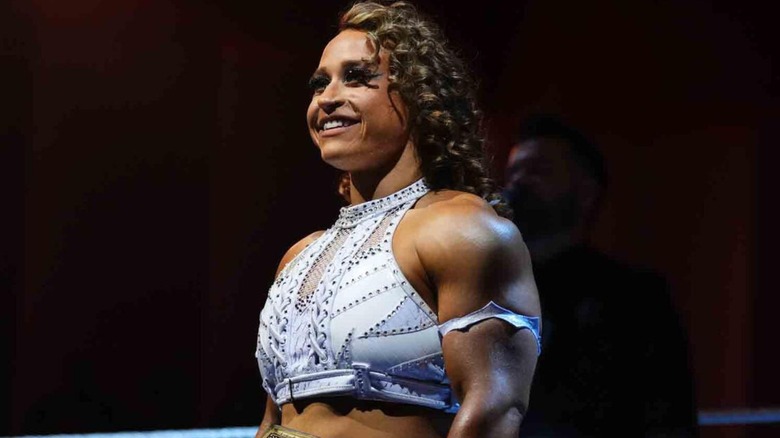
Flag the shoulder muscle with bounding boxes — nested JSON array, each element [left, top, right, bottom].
[[275, 231, 324, 277], [415, 194, 539, 323]]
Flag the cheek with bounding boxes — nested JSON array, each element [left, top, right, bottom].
[[306, 104, 321, 147], [306, 104, 319, 133], [306, 101, 318, 126], [362, 96, 407, 139], [388, 92, 408, 127]]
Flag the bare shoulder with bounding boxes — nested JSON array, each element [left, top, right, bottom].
[[411, 190, 538, 319], [275, 230, 325, 277], [414, 190, 523, 259]]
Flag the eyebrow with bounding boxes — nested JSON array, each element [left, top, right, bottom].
[[309, 58, 377, 79]]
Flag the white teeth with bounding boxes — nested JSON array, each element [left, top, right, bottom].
[[323, 120, 344, 130], [321, 119, 356, 131]]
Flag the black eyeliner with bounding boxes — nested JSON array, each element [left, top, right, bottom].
[[307, 74, 330, 91]]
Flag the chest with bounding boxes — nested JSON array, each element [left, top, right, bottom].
[[262, 203, 439, 371]]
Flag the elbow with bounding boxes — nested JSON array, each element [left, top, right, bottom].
[[450, 395, 526, 437]]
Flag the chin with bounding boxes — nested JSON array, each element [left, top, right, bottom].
[[319, 147, 358, 171], [321, 151, 385, 174], [317, 141, 364, 169]]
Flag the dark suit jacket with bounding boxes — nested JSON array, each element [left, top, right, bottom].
[[520, 246, 697, 437]]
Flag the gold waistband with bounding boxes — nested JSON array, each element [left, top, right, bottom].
[[260, 425, 320, 438]]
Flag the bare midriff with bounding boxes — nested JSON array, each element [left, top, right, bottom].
[[280, 398, 453, 438]]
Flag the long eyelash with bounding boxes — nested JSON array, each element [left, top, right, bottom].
[[307, 66, 380, 93], [344, 66, 381, 85], [308, 76, 329, 91]]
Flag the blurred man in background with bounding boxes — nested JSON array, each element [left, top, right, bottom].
[[505, 115, 697, 437]]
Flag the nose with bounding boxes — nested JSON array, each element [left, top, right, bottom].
[[316, 82, 345, 114], [317, 96, 343, 114]]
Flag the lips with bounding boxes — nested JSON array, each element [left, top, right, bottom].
[[317, 115, 360, 132]]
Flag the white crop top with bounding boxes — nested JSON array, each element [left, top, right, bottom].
[[255, 178, 541, 412]]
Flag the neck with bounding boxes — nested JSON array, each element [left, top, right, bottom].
[[349, 168, 422, 205], [348, 141, 422, 204]]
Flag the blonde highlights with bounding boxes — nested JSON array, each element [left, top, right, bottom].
[[338, 1, 511, 218]]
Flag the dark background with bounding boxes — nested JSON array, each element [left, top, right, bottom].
[[2, 0, 777, 436]]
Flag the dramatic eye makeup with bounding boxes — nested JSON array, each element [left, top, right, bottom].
[[308, 62, 381, 94], [307, 75, 330, 93], [343, 65, 381, 86]]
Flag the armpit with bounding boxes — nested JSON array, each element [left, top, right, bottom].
[[438, 301, 542, 354]]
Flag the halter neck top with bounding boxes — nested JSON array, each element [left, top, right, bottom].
[[255, 178, 540, 412]]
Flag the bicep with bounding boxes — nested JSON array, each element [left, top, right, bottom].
[[422, 211, 540, 426], [442, 316, 539, 414], [442, 318, 539, 437], [432, 216, 540, 324]]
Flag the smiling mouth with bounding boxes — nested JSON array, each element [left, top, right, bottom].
[[319, 118, 360, 132]]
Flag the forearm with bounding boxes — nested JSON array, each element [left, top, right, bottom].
[[256, 420, 275, 438], [255, 418, 279, 438], [255, 398, 281, 438]]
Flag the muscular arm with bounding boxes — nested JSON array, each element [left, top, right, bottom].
[[416, 197, 540, 438], [255, 231, 324, 437]]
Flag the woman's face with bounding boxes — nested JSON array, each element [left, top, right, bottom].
[[307, 29, 411, 172]]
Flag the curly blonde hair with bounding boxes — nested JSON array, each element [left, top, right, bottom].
[[338, 1, 511, 218]]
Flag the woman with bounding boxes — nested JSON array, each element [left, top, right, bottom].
[[255, 2, 540, 437]]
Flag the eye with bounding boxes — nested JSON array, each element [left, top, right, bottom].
[[343, 66, 379, 86], [308, 75, 330, 94]]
